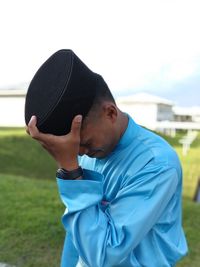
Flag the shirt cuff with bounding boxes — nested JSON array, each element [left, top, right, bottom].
[[56, 169, 104, 214]]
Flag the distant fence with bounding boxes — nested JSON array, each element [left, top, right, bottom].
[[179, 131, 198, 156]]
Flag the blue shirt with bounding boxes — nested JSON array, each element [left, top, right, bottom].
[[57, 115, 188, 267]]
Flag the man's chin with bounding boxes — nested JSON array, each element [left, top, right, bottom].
[[87, 151, 106, 159], [88, 153, 99, 158]]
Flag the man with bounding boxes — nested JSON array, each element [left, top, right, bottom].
[[26, 50, 188, 267]]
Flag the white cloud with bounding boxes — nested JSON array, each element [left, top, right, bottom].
[[0, 0, 200, 96]]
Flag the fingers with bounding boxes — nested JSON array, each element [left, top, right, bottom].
[[27, 115, 53, 143], [70, 115, 82, 138], [28, 114, 82, 145], [28, 116, 40, 138]]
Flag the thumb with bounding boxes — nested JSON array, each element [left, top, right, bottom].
[[28, 115, 37, 127], [70, 115, 82, 137], [28, 115, 39, 137]]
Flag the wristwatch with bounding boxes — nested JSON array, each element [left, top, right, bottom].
[[56, 166, 83, 180]]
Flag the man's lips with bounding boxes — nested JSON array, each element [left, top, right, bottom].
[[86, 148, 105, 157]]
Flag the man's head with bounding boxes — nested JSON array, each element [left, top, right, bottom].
[[25, 49, 128, 149], [79, 81, 127, 159], [25, 50, 102, 135]]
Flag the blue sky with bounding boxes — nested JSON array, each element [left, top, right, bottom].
[[0, 0, 199, 107]]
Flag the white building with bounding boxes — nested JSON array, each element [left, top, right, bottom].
[[0, 89, 26, 127], [173, 106, 200, 123], [117, 93, 174, 130], [1, 89, 200, 133], [117, 92, 200, 133]]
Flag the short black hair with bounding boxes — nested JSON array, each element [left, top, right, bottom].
[[92, 75, 116, 107], [82, 75, 116, 125]]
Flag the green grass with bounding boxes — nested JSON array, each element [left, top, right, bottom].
[[158, 130, 200, 199], [177, 198, 200, 267], [0, 174, 64, 267], [0, 128, 199, 266], [0, 127, 199, 198], [0, 127, 26, 137], [0, 128, 63, 266], [0, 174, 199, 267], [0, 128, 57, 180]]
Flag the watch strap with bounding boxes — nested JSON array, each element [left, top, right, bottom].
[[56, 166, 83, 180]]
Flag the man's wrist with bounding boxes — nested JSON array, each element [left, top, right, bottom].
[[58, 159, 79, 171]]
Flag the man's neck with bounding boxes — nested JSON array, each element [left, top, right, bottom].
[[118, 109, 129, 140]]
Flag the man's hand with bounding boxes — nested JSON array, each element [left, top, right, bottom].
[[26, 115, 82, 171]]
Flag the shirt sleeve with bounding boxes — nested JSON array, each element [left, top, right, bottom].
[[61, 232, 79, 267], [57, 165, 178, 267]]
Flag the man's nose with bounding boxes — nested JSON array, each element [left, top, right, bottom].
[[79, 146, 89, 156]]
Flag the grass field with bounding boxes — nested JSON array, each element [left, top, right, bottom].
[[158, 131, 200, 199], [0, 127, 199, 267], [0, 174, 64, 267]]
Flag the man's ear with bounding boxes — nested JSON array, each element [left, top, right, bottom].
[[103, 102, 118, 123]]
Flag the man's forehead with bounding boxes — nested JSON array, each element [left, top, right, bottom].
[[82, 115, 90, 128], [80, 134, 91, 146], [81, 114, 95, 131], [80, 124, 91, 144], [80, 116, 95, 145]]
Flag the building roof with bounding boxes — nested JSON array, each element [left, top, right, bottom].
[[173, 106, 200, 116], [117, 92, 174, 106], [155, 120, 200, 130], [0, 89, 26, 97]]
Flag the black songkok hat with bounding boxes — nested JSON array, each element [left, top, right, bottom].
[[25, 49, 105, 135]]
